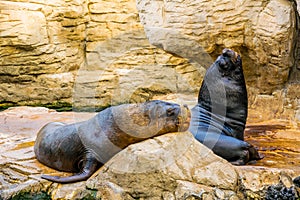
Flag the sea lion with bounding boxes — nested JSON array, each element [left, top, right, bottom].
[[189, 48, 263, 165], [34, 100, 190, 183]]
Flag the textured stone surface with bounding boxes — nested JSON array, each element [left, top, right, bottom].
[[0, 0, 300, 122], [0, 0, 85, 107], [74, 45, 204, 110], [136, 0, 300, 123], [0, 0, 201, 111], [1, 0, 300, 199], [0, 107, 299, 199], [86, 132, 239, 199], [137, 0, 297, 94], [0, 0, 300, 121]]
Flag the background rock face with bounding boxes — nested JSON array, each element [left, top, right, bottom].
[[0, 0, 300, 123], [0, 0, 85, 107], [137, 0, 300, 122], [0, 0, 202, 111], [138, 0, 298, 92]]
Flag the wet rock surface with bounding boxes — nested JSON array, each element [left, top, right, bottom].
[[0, 107, 95, 199], [0, 107, 299, 199], [245, 120, 300, 170]]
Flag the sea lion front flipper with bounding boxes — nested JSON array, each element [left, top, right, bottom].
[[229, 143, 264, 165], [248, 145, 264, 161], [229, 149, 250, 165], [41, 157, 100, 183]]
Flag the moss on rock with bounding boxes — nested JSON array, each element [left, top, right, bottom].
[[9, 191, 51, 200]]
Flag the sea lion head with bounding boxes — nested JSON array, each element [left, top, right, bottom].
[[113, 100, 191, 139], [215, 48, 243, 79], [198, 48, 247, 109], [145, 100, 191, 134]]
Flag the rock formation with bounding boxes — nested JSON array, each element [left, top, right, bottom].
[[0, 0, 299, 124], [137, 0, 298, 94], [0, 107, 299, 199], [136, 0, 300, 123], [0, 0, 203, 111], [1, 1, 300, 198]]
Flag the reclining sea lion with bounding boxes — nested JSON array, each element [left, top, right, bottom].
[[34, 100, 190, 183], [189, 48, 263, 165]]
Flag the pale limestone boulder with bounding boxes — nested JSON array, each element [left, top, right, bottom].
[[136, 0, 298, 95], [86, 132, 239, 199], [85, 131, 299, 199], [236, 166, 298, 198], [0, 107, 299, 199]]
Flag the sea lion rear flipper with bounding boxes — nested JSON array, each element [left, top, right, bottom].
[[41, 158, 100, 183]]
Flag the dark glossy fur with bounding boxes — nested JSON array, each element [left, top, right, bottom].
[[189, 49, 263, 165]]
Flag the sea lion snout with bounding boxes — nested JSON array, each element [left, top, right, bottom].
[[222, 48, 239, 63], [165, 103, 190, 123], [216, 49, 241, 72], [162, 102, 190, 132], [177, 104, 191, 132]]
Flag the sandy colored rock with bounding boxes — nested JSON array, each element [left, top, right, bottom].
[[0, 107, 300, 199], [0, 0, 300, 124], [136, 0, 297, 94], [136, 0, 300, 123], [86, 131, 239, 198], [236, 166, 298, 198], [0, 0, 200, 110]]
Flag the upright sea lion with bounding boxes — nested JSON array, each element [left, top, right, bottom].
[[34, 100, 190, 183], [189, 48, 263, 165]]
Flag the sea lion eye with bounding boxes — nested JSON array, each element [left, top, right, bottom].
[[167, 108, 175, 117]]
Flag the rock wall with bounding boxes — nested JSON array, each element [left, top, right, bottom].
[[138, 0, 298, 92], [0, 0, 85, 107], [137, 0, 300, 123], [0, 0, 300, 123], [0, 0, 202, 111]]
